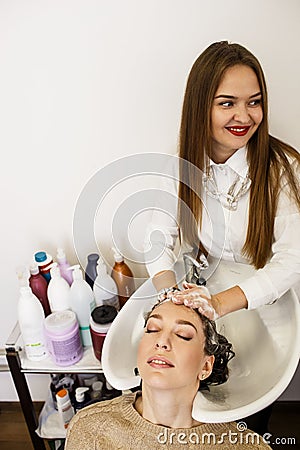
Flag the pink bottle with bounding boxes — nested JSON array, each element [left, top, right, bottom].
[[56, 248, 73, 286], [29, 263, 51, 316]]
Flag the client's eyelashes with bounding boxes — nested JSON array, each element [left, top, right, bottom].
[[177, 335, 192, 341], [145, 328, 158, 334]]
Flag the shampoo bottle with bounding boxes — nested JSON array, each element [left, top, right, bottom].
[[69, 265, 96, 346], [93, 257, 119, 310], [111, 248, 135, 308], [56, 388, 74, 429], [29, 263, 51, 316], [47, 263, 71, 312], [17, 286, 48, 361], [56, 248, 73, 286]]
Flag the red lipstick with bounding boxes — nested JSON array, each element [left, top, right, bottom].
[[226, 126, 251, 137]]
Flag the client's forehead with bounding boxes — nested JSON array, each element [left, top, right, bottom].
[[150, 301, 202, 329]]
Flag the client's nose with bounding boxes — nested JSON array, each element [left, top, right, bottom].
[[155, 340, 170, 350]]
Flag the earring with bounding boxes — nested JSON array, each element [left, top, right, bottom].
[[201, 374, 206, 380]]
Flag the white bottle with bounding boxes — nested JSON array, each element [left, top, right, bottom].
[[17, 286, 48, 361], [56, 388, 74, 429], [47, 263, 71, 312], [69, 265, 96, 346], [56, 248, 73, 286], [93, 257, 119, 310]]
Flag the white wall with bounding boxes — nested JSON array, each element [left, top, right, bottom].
[[1, 0, 300, 400]]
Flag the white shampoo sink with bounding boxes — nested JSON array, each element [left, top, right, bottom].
[[102, 260, 300, 422]]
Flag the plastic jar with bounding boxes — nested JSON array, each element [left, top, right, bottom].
[[90, 305, 117, 361], [44, 310, 83, 366]]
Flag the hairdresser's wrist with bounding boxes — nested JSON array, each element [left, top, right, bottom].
[[211, 285, 248, 317]]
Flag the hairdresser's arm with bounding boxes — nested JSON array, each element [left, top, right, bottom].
[[211, 286, 248, 316]]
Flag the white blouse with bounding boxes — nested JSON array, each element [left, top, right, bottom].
[[144, 147, 300, 310]]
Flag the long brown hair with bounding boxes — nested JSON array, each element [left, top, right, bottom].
[[178, 41, 300, 269]]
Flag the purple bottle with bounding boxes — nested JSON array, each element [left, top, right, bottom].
[[29, 263, 51, 316], [56, 248, 73, 286]]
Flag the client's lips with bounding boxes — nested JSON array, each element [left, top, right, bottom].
[[147, 356, 175, 368], [226, 126, 251, 137]]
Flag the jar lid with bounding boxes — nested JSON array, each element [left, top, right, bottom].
[[44, 310, 77, 332], [91, 305, 117, 325]]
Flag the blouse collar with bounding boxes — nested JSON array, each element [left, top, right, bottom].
[[208, 146, 248, 179]]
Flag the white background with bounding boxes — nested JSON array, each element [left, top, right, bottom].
[[0, 0, 299, 400]]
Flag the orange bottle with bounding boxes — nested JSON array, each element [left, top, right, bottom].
[[111, 248, 135, 308]]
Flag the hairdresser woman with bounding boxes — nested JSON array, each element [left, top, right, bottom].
[[145, 41, 300, 322]]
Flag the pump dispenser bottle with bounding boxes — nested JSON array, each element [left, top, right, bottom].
[[47, 263, 71, 312], [111, 248, 135, 308], [93, 257, 119, 310], [69, 265, 96, 346], [56, 248, 73, 286], [74, 387, 90, 412]]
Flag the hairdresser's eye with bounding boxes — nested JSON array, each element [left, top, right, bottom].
[[219, 101, 233, 108], [249, 98, 261, 107]]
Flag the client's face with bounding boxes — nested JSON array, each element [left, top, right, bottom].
[[137, 301, 214, 392]]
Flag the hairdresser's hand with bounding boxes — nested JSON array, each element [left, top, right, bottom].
[[168, 282, 220, 320]]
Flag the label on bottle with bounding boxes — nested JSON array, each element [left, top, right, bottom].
[[24, 335, 48, 361], [59, 403, 74, 428]]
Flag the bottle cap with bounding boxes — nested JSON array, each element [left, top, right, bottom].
[[49, 263, 60, 278], [16, 266, 30, 287], [91, 305, 117, 324], [87, 253, 99, 262], [67, 264, 83, 281], [56, 248, 66, 261], [56, 388, 69, 405], [92, 381, 103, 392], [112, 247, 123, 263], [96, 257, 107, 275], [29, 263, 39, 275], [34, 251, 47, 263], [75, 387, 89, 402]]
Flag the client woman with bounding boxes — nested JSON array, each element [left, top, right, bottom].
[[65, 301, 271, 449]]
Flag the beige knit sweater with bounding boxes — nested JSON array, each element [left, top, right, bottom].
[[65, 393, 272, 450]]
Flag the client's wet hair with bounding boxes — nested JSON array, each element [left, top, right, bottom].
[[144, 302, 235, 390], [198, 312, 234, 389]]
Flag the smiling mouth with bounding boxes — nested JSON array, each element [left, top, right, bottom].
[[147, 357, 175, 368], [226, 126, 251, 137]]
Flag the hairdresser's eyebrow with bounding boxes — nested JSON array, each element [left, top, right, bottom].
[[148, 314, 198, 333], [214, 91, 261, 99]]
